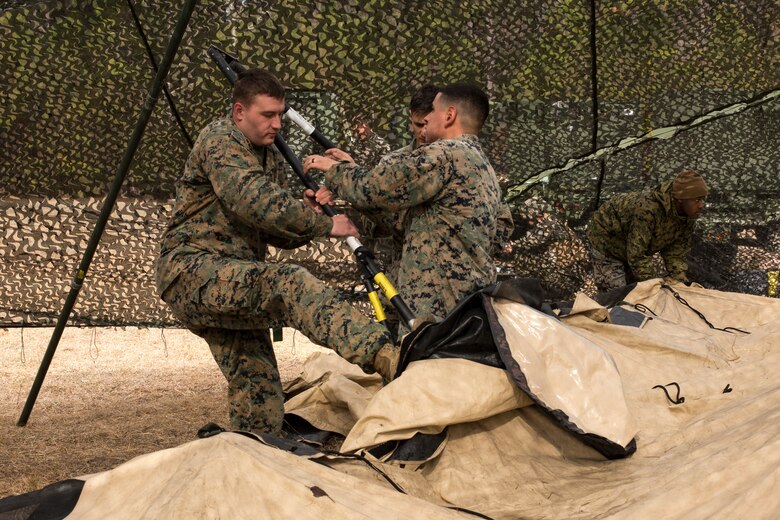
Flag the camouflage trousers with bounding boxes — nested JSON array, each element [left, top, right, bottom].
[[591, 249, 636, 292], [161, 255, 393, 434]]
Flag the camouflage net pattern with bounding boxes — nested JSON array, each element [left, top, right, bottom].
[[0, 0, 778, 326]]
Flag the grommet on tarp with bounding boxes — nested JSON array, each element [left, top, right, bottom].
[[652, 382, 685, 405]]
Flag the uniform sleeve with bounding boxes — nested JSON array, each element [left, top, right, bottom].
[[361, 210, 405, 239], [493, 201, 514, 251], [323, 145, 446, 212], [661, 234, 691, 282], [625, 206, 657, 280], [203, 133, 332, 242]]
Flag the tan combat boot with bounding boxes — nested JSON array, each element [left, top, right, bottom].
[[373, 343, 400, 382]]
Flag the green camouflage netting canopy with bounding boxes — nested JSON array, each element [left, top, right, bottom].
[[0, 0, 778, 326]]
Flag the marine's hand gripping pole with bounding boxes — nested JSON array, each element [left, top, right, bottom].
[[273, 136, 414, 328], [207, 45, 415, 329]]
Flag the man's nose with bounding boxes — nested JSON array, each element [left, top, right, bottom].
[[271, 115, 282, 129]]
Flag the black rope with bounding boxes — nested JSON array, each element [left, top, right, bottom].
[[661, 284, 750, 334], [652, 382, 685, 405], [588, 0, 599, 155], [126, 0, 193, 148], [617, 301, 658, 317]]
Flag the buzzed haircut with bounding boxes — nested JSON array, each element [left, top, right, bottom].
[[409, 83, 440, 115], [233, 68, 285, 105], [439, 82, 490, 132]]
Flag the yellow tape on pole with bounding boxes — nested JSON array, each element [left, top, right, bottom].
[[373, 273, 399, 300], [368, 291, 387, 322]]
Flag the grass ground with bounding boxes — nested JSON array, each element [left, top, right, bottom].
[[0, 326, 322, 498]]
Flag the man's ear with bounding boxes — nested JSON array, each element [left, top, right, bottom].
[[445, 106, 457, 127], [232, 101, 244, 121]]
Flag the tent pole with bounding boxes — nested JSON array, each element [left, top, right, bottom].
[[17, 0, 198, 427]]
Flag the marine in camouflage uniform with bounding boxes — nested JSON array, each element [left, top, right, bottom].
[[587, 169, 709, 291], [306, 83, 513, 323], [347, 85, 438, 335], [361, 84, 441, 284], [155, 70, 393, 434]]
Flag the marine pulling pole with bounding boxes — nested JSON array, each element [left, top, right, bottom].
[[207, 45, 416, 328], [17, 0, 198, 427]]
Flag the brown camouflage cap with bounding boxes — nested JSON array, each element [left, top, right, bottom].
[[673, 168, 708, 200]]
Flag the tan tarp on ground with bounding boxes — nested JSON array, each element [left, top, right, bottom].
[[67, 280, 780, 519], [67, 432, 471, 519]]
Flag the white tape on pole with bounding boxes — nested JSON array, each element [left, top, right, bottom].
[[285, 107, 316, 135], [346, 236, 361, 252]]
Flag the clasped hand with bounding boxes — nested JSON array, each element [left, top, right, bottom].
[[302, 148, 355, 174]]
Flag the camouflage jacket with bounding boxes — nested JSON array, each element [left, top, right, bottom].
[[587, 180, 695, 281], [325, 134, 513, 319], [155, 117, 332, 294]]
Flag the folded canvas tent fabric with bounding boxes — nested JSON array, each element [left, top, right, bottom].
[[341, 278, 638, 460], [3, 279, 779, 519]]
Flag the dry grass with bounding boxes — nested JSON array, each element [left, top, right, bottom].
[[0, 326, 324, 498]]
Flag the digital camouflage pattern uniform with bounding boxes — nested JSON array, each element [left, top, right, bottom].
[[587, 180, 696, 291], [155, 117, 393, 434], [325, 134, 513, 322], [362, 142, 415, 281]]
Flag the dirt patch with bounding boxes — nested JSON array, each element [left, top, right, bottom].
[[0, 326, 324, 498]]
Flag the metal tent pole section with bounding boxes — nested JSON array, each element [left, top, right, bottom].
[[17, 0, 198, 427]]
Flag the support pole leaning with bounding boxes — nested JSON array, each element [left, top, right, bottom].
[[17, 0, 198, 427]]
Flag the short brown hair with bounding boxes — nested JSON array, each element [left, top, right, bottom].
[[233, 68, 285, 106], [409, 84, 440, 115], [439, 82, 490, 132]]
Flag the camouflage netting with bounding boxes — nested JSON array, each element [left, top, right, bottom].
[[0, 0, 778, 327]]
